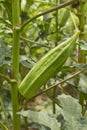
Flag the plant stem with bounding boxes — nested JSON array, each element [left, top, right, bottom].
[[24, 117, 28, 130], [11, 0, 21, 130], [78, 0, 85, 63], [55, 0, 59, 46], [0, 121, 9, 130], [77, 0, 86, 115], [52, 0, 59, 114], [52, 87, 57, 114], [0, 73, 17, 84]]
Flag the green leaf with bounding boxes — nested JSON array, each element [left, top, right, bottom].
[[58, 94, 82, 118], [83, 1, 87, 17], [79, 40, 87, 51], [20, 56, 35, 69], [18, 110, 61, 130], [26, 0, 34, 6], [2, 0, 12, 21], [0, 40, 11, 66], [58, 94, 87, 130], [78, 74, 87, 94], [59, 9, 70, 27]]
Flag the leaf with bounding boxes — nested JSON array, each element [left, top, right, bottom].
[[26, 0, 34, 5], [18, 110, 61, 130], [21, 0, 26, 11], [0, 40, 11, 66], [79, 40, 87, 51], [78, 74, 87, 93], [73, 63, 87, 69], [58, 94, 87, 130], [58, 94, 82, 118], [83, 1, 87, 17], [59, 9, 70, 27], [20, 56, 35, 69], [2, 0, 12, 21]]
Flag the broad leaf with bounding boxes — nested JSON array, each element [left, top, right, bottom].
[[78, 74, 87, 94], [18, 110, 61, 130], [58, 94, 87, 130]]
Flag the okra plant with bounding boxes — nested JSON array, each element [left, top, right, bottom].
[[0, 0, 87, 130]]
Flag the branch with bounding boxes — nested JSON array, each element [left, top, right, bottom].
[[21, 0, 76, 30], [0, 121, 9, 130], [21, 36, 51, 48], [33, 67, 87, 98], [0, 73, 17, 84]]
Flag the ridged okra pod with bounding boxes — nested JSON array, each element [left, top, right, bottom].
[[19, 30, 80, 99]]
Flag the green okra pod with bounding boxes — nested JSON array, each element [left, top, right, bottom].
[[19, 30, 80, 99]]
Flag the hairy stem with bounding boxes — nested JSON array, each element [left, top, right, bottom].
[[11, 0, 21, 129]]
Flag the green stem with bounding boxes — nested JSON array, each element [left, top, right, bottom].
[[0, 73, 17, 84], [11, 0, 21, 130], [78, 0, 85, 63], [52, 87, 57, 114], [70, 11, 78, 30], [24, 117, 28, 130], [21, 0, 76, 30], [79, 92, 85, 115], [55, 0, 59, 46], [77, 0, 86, 115], [52, 0, 59, 114], [0, 121, 9, 130], [46, 92, 61, 107]]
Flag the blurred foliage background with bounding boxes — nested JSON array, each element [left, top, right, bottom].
[[0, 0, 87, 130]]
